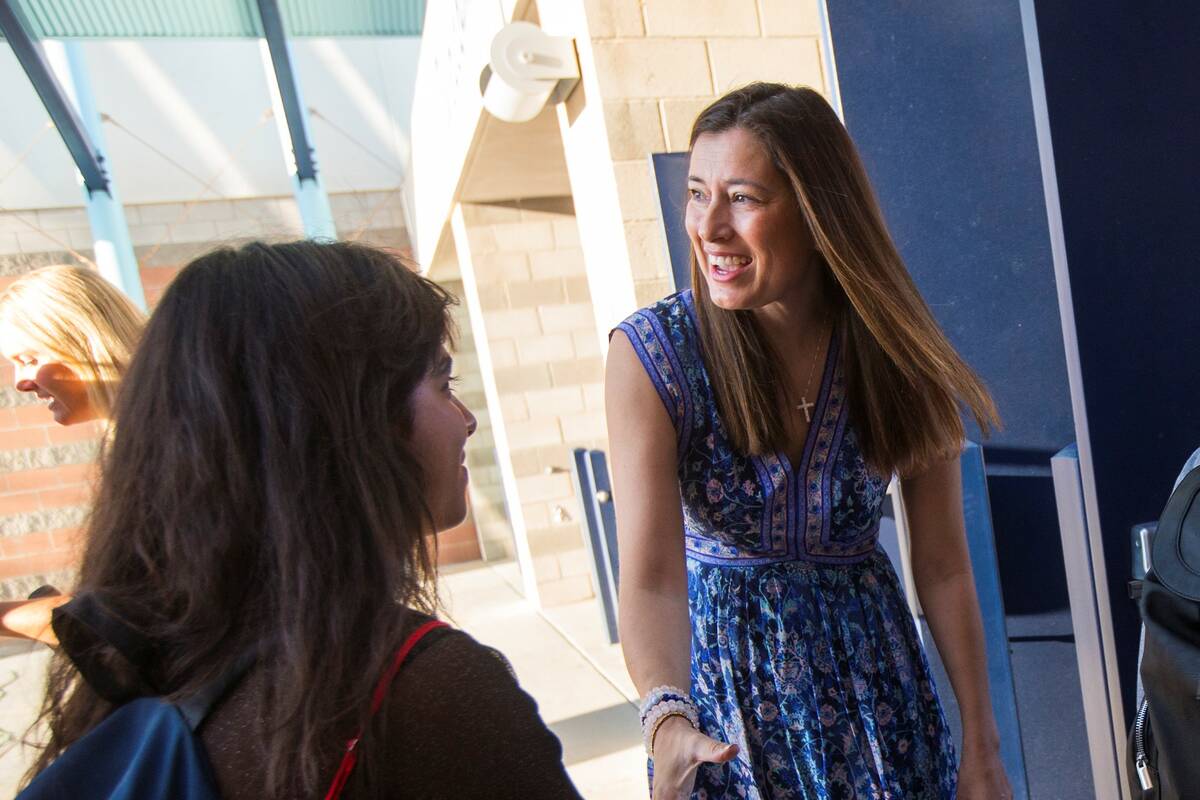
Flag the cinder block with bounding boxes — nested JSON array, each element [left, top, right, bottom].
[[635, 277, 675, 307], [660, 98, 713, 151], [474, 251, 530, 282], [707, 37, 824, 95], [490, 221, 556, 252], [551, 219, 581, 249], [625, 220, 673, 281], [529, 249, 586, 280], [582, 0, 644, 37], [483, 307, 542, 338], [560, 411, 609, 442], [614, 159, 660, 221], [506, 417, 563, 449], [528, 524, 587, 555], [123, 223, 169, 247], [592, 40, 713, 99], [168, 221, 219, 244], [35, 208, 89, 229], [564, 276, 593, 304], [538, 302, 597, 333], [465, 226, 498, 255], [499, 393, 530, 422], [129, 202, 189, 224], [507, 278, 567, 308], [518, 471, 574, 505], [15, 230, 68, 254], [508, 447, 542, 477], [643, 0, 760, 37], [494, 363, 554, 394], [582, 381, 606, 410], [534, 444, 574, 474], [522, 501, 551, 530], [525, 385, 585, 416], [476, 282, 509, 311], [517, 334, 576, 365], [550, 357, 604, 386], [558, 546, 594, 578], [462, 203, 522, 225], [532, 552, 562, 582], [758, 0, 822, 36], [604, 100, 666, 161], [573, 331, 602, 359], [489, 339, 519, 369]]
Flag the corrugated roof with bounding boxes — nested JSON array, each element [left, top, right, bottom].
[[4, 0, 425, 38]]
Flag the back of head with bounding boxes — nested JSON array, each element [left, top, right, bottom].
[[0, 265, 144, 418], [37, 240, 456, 796]]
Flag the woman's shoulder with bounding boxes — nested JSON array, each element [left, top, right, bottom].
[[615, 288, 693, 332]]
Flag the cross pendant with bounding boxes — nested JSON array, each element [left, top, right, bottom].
[[797, 396, 814, 423]]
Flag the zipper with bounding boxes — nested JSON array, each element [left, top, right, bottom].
[[1134, 696, 1155, 791]]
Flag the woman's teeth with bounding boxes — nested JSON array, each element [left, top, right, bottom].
[[708, 255, 751, 268]]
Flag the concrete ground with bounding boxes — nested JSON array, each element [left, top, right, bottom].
[[0, 561, 648, 799]]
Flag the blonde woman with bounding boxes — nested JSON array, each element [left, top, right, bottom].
[[607, 84, 1012, 798], [0, 265, 144, 644], [0, 264, 143, 426]]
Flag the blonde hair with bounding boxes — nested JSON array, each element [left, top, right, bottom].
[[689, 83, 999, 476], [0, 265, 144, 419]]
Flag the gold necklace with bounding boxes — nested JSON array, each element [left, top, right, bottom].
[[795, 316, 828, 423]]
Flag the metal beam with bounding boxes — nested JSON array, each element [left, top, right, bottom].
[[0, 0, 108, 195], [255, 0, 316, 181]]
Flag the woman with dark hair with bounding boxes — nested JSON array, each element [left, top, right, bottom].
[[607, 84, 1012, 798], [25, 241, 581, 799]]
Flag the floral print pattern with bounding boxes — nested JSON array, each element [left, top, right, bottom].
[[617, 292, 957, 799]]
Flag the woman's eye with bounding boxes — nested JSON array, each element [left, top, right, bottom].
[[732, 193, 752, 203], [444, 375, 461, 393]]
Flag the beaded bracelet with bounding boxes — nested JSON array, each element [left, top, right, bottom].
[[642, 696, 700, 755], [639, 684, 692, 722]]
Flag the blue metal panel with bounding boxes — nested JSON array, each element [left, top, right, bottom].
[[650, 151, 691, 292], [825, 0, 1072, 455], [571, 448, 619, 644], [1028, 0, 1200, 721], [586, 450, 620, 589], [960, 442, 1029, 797], [0, 0, 108, 193]]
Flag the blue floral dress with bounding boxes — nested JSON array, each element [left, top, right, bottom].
[[617, 291, 957, 799]]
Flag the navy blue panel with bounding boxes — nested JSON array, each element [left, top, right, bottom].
[[1030, 2, 1200, 716], [650, 152, 692, 292], [826, 1, 1072, 455]]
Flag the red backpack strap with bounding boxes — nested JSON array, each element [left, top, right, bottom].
[[323, 619, 450, 800]]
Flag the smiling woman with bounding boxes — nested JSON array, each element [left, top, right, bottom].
[[0, 265, 145, 427], [607, 83, 1012, 800]]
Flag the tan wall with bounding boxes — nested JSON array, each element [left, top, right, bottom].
[[580, 0, 829, 307], [460, 199, 606, 606]]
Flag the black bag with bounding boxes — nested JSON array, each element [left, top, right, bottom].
[[1128, 465, 1200, 798]]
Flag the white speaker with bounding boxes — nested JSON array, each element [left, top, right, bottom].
[[479, 22, 580, 123]]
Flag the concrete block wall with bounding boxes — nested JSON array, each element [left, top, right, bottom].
[[461, 198, 607, 606], [0, 190, 437, 599], [581, 0, 829, 307]]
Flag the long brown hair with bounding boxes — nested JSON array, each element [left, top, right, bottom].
[[688, 83, 998, 475], [28, 241, 455, 796]]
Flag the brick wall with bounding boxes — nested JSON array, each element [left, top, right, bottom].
[[0, 190, 487, 598], [461, 198, 607, 606]]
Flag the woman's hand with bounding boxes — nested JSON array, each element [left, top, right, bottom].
[[651, 715, 738, 800], [0, 592, 69, 646], [955, 742, 1012, 800]]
